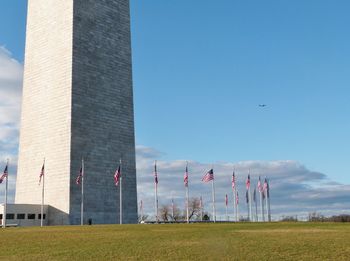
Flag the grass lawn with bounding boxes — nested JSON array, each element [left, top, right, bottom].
[[0, 222, 349, 260]]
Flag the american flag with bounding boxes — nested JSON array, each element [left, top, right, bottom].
[[202, 169, 214, 183], [263, 178, 268, 192], [76, 165, 83, 185], [225, 194, 228, 206], [246, 174, 251, 190], [258, 176, 262, 192], [154, 162, 158, 185], [263, 178, 268, 199], [114, 165, 121, 186], [39, 163, 45, 185], [0, 164, 8, 184], [231, 171, 236, 189], [236, 191, 239, 205], [184, 165, 189, 187]]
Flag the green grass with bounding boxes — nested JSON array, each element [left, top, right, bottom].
[[1, 222, 350, 260]]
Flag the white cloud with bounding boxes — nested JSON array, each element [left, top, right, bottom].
[[136, 146, 350, 221], [0, 46, 23, 143], [0, 46, 23, 203], [0, 47, 23, 82]]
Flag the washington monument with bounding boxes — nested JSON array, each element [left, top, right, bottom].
[[15, 0, 137, 225]]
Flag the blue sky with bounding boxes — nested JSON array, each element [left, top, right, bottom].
[[1, 1, 350, 219], [132, 0, 350, 181]]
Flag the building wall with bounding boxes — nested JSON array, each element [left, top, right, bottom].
[[16, 0, 74, 225], [16, 0, 137, 225], [70, 0, 137, 224], [0, 204, 49, 227]]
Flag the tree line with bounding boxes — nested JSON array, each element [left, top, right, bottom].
[[280, 212, 350, 222], [139, 197, 211, 222]]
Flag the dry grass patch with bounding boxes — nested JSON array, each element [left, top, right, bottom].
[[0, 222, 349, 260]]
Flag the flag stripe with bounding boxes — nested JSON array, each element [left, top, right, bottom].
[[202, 169, 214, 183], [76, 166, 83, 185], [114, 165, 121, 186], [154, 163, 158, 184], [184, 166, 189, 187], [39, 164, 45, 185], [0, 165, 8, 184], [246, 174, 251, 190], [258, 176, 262, 192], [231, 172, 235, 189]]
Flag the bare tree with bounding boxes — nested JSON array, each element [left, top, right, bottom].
[[187, 197, 201, 221], [138, 214, 149, 223], [327, 214, 350, 222], [170, 204, 183, 222], [280, 215, 298, 222], [159, 205, 170, 222], [308, 212, 325, 222]]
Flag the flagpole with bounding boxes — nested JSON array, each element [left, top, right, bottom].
[[248, 174, 252, 222], [3, 159, 9, 228], [81, 158, 84, 226], [236, 192, 239, 222], [171, 197, 174, 222], [259, 178, 264, 222], [225, 196, 228, 222], [267, 181, 271, 222], [260, 191, 265, 222], [232, 190, 235, 222], [254, 188, 258, 222], [41, 158, 45, 227], [154, 161, 159, 223], [248, 189, 251, 221], [185, 186, 189, 223], [247, 193, 250, 221], [235, 188, 238, 222], [155, 182, 158, 222], [268, 196, 271, 222], [186, 162, 189, 224], [265, 192, 268, 222], [262, 193, 265, 222], [232, 171, 236, 222], [212, 178, 216, 223], [119, 158, 122, 225], [140, 200, 144, 222], [249, 187, 252, 222], [200, 195, 203, 221]]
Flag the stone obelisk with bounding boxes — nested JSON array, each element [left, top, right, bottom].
[[16, 0, 137, 225]]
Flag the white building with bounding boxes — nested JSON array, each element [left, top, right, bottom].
[[0, 204, 48, 227], [13, 0, 138, 226]]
